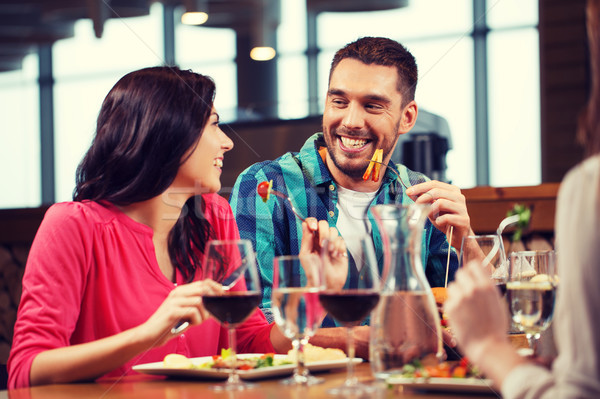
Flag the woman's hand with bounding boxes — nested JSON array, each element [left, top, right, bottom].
[[300, 217, 347, 289], [30, 279, 223, 386], [406, 180, 473, 249], [443, 261, 508, 364], [139, 279, 222, 347]]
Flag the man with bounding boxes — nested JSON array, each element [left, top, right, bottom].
[[230, 37, 473, 356]]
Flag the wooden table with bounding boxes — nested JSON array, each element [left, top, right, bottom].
[[0, 362, 501, 399]]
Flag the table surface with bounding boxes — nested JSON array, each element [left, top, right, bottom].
[[0, 362, 502, 399]]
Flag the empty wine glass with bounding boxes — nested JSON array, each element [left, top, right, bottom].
[[508, 250, 558, 355], [318, 236, 381, 395], [460, 234, 508, 295], [202, 239, 261, 391], [271, 254, 325, 385]]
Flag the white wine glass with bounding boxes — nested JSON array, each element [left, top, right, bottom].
[[460, 234, 508, 295], [271, 254, 325, 385], [318, 236, 381, 396], [508, 250, 558, 355], [202, 239, 261, 391]]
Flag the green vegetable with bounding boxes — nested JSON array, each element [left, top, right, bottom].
[[506, 204, 531, 242], [255, 354, 274, 368]]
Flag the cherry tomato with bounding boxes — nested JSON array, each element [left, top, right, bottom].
[[257, 181, 270, 199]]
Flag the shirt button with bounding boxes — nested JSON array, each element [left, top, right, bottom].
[[329, 211, 335, 217], [329, 184, 335, 191]]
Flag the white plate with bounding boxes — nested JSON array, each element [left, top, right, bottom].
[[386, 376, 498, 394], [133, 354, 362, 381]]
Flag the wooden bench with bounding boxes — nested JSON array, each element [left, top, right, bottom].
[[462, 183, 560, 253]]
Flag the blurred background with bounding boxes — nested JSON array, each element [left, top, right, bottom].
[[0, 0, 588, 209]]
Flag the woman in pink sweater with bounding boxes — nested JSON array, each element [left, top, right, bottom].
[[8, 67, 295, 388]]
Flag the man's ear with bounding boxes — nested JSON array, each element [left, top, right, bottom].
[[398, 100, 418, 134]]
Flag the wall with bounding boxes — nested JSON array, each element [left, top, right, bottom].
[[540, 0, 588, 181]]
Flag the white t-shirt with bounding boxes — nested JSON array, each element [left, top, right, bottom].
[[335, 185, 378, 269]]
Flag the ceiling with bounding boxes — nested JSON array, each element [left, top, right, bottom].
[[0, 0, 408, 72]]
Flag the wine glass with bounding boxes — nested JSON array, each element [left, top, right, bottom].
[[460, 234, 508, 295], [271, 254, 325, 385], [318, 236, 381, 395], [507, 250, 558, 354], [202, 239, 261, 391]]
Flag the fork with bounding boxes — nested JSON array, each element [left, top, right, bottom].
[[170, 259, 249, 334], [267, 189, 307, 222]]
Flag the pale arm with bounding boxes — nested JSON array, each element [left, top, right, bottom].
[[30, 280, 219, 386]]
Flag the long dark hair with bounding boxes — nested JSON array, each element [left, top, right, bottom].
[[74, 66, 216, 282], [578, 0, 600, 156]]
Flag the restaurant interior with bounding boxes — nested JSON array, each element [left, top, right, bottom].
[[0, 0, 591, 393]]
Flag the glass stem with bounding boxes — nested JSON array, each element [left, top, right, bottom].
[[526, 333, 539, 355], [295, 336, 308, 378], [345, 326, 357, 387], [227, 327, 240, 385]]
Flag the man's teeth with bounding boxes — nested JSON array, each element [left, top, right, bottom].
[[340, 136, 367, 148], [214, 159, 223, 167]]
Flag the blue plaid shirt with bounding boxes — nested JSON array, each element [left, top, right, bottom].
[[229, 133, 458, 323]]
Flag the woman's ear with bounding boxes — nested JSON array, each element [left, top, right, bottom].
[[398, 100, 418, 134]]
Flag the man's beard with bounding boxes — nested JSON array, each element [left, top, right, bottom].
[[323, 125, 399, 179], [323, 126, 371, 179]]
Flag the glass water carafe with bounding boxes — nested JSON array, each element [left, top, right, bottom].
[[369, 203, 444, 379]]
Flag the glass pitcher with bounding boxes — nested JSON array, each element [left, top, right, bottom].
[[369, 203, 444, 379]]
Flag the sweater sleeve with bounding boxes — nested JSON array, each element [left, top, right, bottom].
[[7, 203, 93, 389], [502, 156, 600, 398]]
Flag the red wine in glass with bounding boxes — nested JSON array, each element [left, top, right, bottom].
[[318, 290, 380, 324], [203, 292, 261, 326]]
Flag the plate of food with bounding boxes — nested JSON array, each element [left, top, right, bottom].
[[133, 345, 361, 381], [386, 359, 497, 395]]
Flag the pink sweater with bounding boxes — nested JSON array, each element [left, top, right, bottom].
[[8, 194, 275, 389]]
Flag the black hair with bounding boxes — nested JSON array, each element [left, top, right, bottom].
[[74, 66, 216, 282]]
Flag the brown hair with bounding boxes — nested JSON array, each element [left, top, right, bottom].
[[578, 0, 600, 156], [74, 66, 217, 282], [328, 37, 418, 106]]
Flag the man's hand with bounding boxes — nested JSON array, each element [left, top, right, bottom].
[[309, 325, 370, 360], [406, 180, 473, 249], [300, 217, 347, 289]]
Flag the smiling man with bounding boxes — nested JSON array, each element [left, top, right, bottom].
[[229, 37, 473, 357]]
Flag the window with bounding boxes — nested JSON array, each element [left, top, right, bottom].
[[53, 3, 164, 202], [0, 54, 40, 208], [486, 0, 540, 186], [0, 0, 540, 208], [313, 0, 476, 187], [176, 22, 238, 122]]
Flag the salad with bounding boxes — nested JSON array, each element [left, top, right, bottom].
[[394, 358, 480, 380], [164, 349, 291, 371]]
